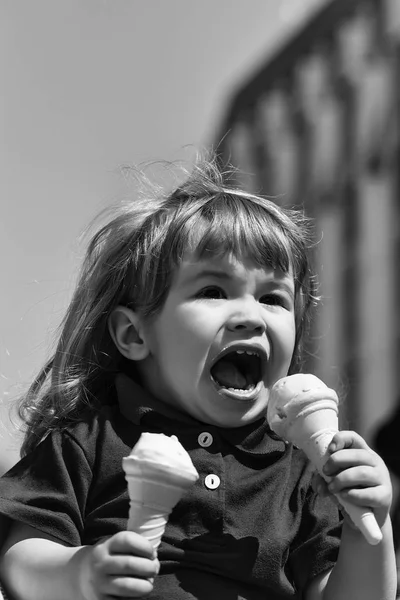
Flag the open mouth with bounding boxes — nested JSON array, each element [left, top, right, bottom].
[[210, 348, 263, 395]]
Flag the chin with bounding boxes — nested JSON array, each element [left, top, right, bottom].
[[206, 402, 266, 429], [193, 382, 266, 427]]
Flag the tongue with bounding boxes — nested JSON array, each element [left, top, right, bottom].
[[212, 358, 247, 389]]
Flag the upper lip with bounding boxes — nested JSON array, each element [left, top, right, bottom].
[[210, 342, 269, 377]]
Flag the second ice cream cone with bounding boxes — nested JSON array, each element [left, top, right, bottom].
[[284, 401, 339, 450], [126, 502, 169, 548], [123, 433, 199, 549], [296, 429, 337, 473], [268, 374, 383, 546], [123, 457, 197, 511]]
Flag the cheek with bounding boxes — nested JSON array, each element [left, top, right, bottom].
[[289, 316, 297, 342], [170, 312, 215, 366], [151, 311, 208, 359], [279, 314, 297, 354], [175, 306, 217, 340]]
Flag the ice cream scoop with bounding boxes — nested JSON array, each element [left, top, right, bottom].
[[267, 374, 382, 545], [122, 432, 199, 550]]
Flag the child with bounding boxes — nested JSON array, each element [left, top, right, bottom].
[[0, 157, 396, 600]]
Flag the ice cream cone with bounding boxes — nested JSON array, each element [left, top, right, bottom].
[[123, 457, 197, 509], [123, 433, 199, 549], [295, 428, 338, 473], [267, 374, 383, 545], [126, 506, 168, 547], [282, 400, 338, 446]]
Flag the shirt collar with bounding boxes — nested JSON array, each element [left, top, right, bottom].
[[116, 372, 196, 426], [115, 373, 286, 456]]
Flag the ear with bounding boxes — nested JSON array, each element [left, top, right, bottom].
[[108, 306, 150, 361]]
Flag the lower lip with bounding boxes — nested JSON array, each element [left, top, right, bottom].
[[211, 378, 264, 402]]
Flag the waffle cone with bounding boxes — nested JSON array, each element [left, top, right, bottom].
[[296, 429, 337, 472], [287, 406, 338, 465]]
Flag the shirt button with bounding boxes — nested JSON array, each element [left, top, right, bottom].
[[204, 474, 220, 490], [198, 432, 213, 447]]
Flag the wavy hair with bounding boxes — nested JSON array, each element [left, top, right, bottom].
[[19, 156, 319, 455]]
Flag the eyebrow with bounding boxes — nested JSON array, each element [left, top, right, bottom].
[[276, 282, 295, 300], [182, 268, 295, 297], [182, 269, 232, 285]]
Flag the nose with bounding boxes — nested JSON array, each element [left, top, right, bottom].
[[226, 297, 266, 334]]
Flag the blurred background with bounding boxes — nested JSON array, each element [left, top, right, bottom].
[[1, 0, 399, 482], [216, 0, 400, 447]]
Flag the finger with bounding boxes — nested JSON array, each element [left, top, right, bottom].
[[107, 531, 155, 559], [105, 574, 155, 597], [103, 555, 160, 578], [327, 465, 379, 493], [323, 449, 378, 477], [329, 431, 370, 453], [338, 486, 391, 509]]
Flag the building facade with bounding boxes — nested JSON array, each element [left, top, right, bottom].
[[215, 0, 400, 442]]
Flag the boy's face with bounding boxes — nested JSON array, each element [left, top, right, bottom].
[[137, 252, 296, 428]]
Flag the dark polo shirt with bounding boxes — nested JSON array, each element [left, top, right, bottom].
[[0, 374, 341, 599]]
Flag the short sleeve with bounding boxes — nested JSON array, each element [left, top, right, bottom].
[[0, 429, 93, 546], [288, 485, 342, 592]]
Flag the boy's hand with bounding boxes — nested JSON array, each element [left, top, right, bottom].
[[79, 531, 160, 599], [318, 431, 392, 529]]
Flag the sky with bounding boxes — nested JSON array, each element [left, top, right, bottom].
[[1, 0, 330, 468]]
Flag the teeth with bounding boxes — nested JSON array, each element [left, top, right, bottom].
[[235, 349, 258, 356], [225, 384, 256, 392]]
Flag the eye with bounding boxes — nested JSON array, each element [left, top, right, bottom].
[[259, 293, 287, 307], [196, 286, 226, 300]]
